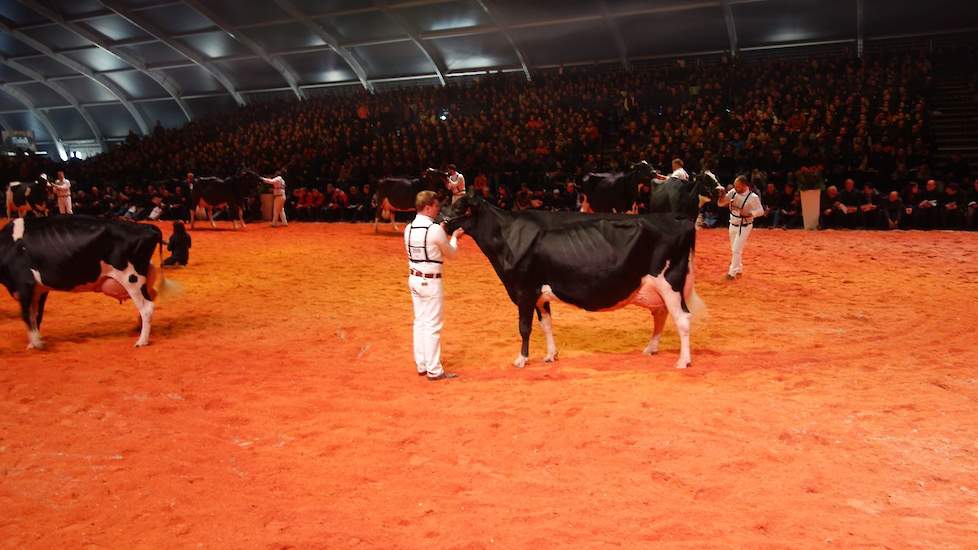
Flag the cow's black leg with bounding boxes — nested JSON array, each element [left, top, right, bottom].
[[514, 301, 535, 368], [18, 284, 42, 350], [36, 291, 49, 331]]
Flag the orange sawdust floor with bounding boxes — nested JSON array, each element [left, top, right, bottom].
[[1, 221, 977, 548]]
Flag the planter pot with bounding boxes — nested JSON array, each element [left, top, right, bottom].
[[800, 189, 821, 230], [260, 193, 274, 221]]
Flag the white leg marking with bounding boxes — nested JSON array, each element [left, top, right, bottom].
[[107, 263, 154, 347], [12, 218, 25, 241], [513, 354, 528, 368], [536, 291, 558, 362], [653, 276, 691, 369]]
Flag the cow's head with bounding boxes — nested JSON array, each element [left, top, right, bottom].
[[422, 167, 448, 187], [629, 160, 657, 182], [692, 171, 723, 198], [439, 189, 482, 234]]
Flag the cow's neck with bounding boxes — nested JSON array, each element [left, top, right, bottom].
[[468, 205, 517, 278]]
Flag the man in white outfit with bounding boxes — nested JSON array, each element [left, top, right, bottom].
[[655, 158, 690, 183], [405, 190, 464, 381], [261, 169, 288, 227], [50, 171, 72, 215], [446, 164, 465, 203], [718, 175, 764, 280]]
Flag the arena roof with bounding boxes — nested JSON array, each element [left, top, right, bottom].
[[1, 0, 977, 159]]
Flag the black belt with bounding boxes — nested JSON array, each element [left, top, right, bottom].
[[410, 268, 441, 279]]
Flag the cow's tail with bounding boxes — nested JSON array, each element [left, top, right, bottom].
[[154, 233, 182, 300]]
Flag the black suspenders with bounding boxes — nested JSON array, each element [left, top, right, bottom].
[[407, 223, 443, 264], [731, 191, 754, 235]]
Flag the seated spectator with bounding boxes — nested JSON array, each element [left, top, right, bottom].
[[883, 190, 906, 230], [914, 179, 942, 229], [858, 183, 882, 229], [820, 185, 846, 229], [324, 183, 347, 222], [778, 191, 802, 229], [346, 184, 369, 222], [967, 179, 978, 229], [514, 184, 533, 210], [902, 182, 920, 228], [942, 182, 965, 229], [836, 178, 861, 229], [760, 182, 782, 227], [495, 185, 513, 210]]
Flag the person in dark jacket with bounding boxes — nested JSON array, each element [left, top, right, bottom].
[[857, 183, 882, 229], [941, 182, 966, 229], [914, 179, 942, 229], [883, 190, 906, 230], [163, 221, 192, 267]]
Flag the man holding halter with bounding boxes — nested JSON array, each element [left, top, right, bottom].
[[405, 190, 464, 381], [717, 175, 764, 280]]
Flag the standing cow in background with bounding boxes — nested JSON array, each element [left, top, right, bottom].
[[579, 161, 657, 213], [0, 215, 165, 349], [443, 190, 700, 369], [189, 169, 261, 230], [5, 177, 51, 219], [649, 171, 723, 220], [373, 168, 448, 232]]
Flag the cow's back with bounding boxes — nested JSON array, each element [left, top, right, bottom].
[[377, 177, 418, 211]]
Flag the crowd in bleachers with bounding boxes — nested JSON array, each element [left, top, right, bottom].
[[2, 48, 977, 229]]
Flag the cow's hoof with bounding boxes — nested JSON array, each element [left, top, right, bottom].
[[674, 360, 690, 369], [544, 351, 558, 363], [134, 340, 150, 348], [642, 345, 659, 355], [26, 341, 44, 351], [513, 355, 528, 369]]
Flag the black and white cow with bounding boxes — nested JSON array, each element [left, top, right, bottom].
[[373, 168, 448, 232], [5, 178, 50, 219], [579, 161, 658, 214], [0, 215, 164, 349], [443, 191, 699, 369], [189, 169, 261, 230], [649, 171, 722, 220]]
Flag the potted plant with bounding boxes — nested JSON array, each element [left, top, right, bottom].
[[258, 181, 274, 221], [795, 165, 825, 230]]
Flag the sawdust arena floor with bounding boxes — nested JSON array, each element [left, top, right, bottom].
[[1, 220, 977, 548]]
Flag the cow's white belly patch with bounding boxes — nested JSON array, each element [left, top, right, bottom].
[[33, 261, 134, 302]]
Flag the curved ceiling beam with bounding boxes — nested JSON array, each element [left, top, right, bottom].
[[0, 54, 107, 150], [372, 0, 446, 86], [182, 0, 306, 100], [99, 0, 246, 106], [596, 0, 629, 70], [0, 84, 67, 160], [270, 0, 374, 93], [0, 18, 150, 135], [720, 0, 739, 57], [17, 0, 193, 123], [474, 0, 531, 81]]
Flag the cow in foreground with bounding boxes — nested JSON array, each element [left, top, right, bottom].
[[579, 161, 657, 213], [5, 178, 50, 219], [374, 168, 448, 232], [190, 169, 260, 230], [443, 191, 699, 369], [0, 215, 165, 349]]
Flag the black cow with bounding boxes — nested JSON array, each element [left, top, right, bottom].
[[579, 161, 657, 214], [443, 191, 699, 369], [0, 215, 165, 349], [649, 171, 722, 220], [373, 168, 448, 232], [5, 178, 50, 219], [189, 169, 261, 230]]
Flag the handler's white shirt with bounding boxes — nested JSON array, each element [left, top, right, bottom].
[[404, 214, 458, 274], [447, 172, 465, 202], [670, 168, 690, 181], [261, 176, 286, 197], [726, 188, 763, 225], [52, 178, 71, 197]]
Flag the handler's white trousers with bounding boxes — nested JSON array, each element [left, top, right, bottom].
[[728, 223, 753, 276], [409, 275, 444, 377], [271, 195, 287, 226], [57, 196, 72, 215]]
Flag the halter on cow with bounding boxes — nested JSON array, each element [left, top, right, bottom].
[[443, 190, 700, 369], [373, 168, 449, 232]]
